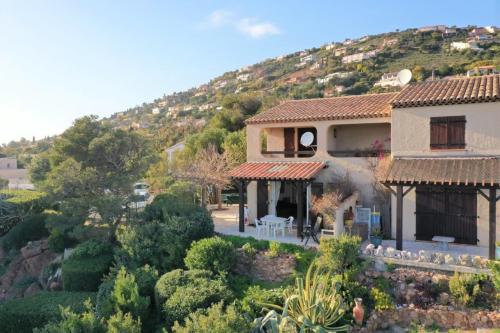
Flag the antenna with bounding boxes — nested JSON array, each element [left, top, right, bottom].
[[300, 132, 315, 147], [397, 69, 412, 86]]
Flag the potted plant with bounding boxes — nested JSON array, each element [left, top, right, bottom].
[[371, 228, 383, 247]]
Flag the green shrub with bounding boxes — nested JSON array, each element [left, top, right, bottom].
[[0, 190, 47, 236], [33, 301, 106, 333], [47, 228, 66, 253], [449, 272, 496, 309], [172, 302, 251, 333], [133, 264, 159, 298], [241, 242, 256, 257], [318, 234, 361, 277], [0, 291, 96, 333], [155, 269, 233, 327], [488, 260, 500, 291], [62, 254, 113, 291], [370, 287, 395, 311], [184, 236, 236, 274], [117, 212, 213, 273], [1, 214, 49, 251], [96, 280, 115, 318], [71, 239, 113, 258], [144, 190, 200, 220], [240, 285, 284, 318], [267, 241, 282, 258], [107, 311, 142, 333], [111, 267, 149, 319]]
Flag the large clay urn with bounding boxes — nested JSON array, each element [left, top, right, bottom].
[[353, 298, 364, 325]]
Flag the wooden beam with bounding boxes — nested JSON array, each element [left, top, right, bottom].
[[489, 188, 497, 260], [478, 189, 489, 201], [396, 185, 403, 251], [296, 181, 304, 238], [382, 183, 396, 196], [238, 180, 245, 233], [403, 186, 415, 197]]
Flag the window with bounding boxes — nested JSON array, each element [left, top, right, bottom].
[[430, 116, 466, 149]]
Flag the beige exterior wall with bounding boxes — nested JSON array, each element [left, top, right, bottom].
[[391, 101, 500, 251], [245, 117, 391, 225], [0, 158, 17, 169], [335, 123, 390, 151], [391, 188, 500, 250], [392, 102, 500, 157]]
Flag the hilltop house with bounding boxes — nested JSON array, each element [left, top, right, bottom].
[[342, 50, 378, 64], [0, 157, 34, 190], [374, 72, 401, 88], [451, 41, 482, 52], [229, 74, 500, 259], [165, 142, 185, 162]]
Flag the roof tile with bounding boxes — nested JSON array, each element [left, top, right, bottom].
[[392, 74, 500, 108], [229, 161, 325, 181]]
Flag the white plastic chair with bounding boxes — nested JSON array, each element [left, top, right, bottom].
[[273, 221, 286, 237], [284, 216, 294, 233], [255, 219, 266, 238]]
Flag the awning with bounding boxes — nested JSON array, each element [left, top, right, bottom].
[[382, 157, 500, 187], [229, 161, 326, 181]]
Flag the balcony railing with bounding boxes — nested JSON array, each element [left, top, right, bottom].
[[261, 150, 315, 158], [328, 149, 391, 157]]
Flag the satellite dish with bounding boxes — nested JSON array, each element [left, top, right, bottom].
[[300, 132, 315, 147], [397, 69, 412, 86]]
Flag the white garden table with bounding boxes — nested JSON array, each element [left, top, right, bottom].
[[261, 215, 287, 237]]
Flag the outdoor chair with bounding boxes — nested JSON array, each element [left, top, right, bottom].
[[273, 220, 286, 238], [255, 218, 267, 238], [284, 216, 294, 233], [302, 216, 321, 247]]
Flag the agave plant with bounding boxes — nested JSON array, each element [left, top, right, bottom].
[[255, 262, 350, 333]]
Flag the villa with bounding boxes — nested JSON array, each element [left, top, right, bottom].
[[229, 74, 500, 259]]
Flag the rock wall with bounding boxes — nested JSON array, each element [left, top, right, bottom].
[[233, 249, 296, 282], [363, 307, 500, 331]]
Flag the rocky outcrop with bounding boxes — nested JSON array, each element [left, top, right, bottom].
[[233, 249, 296, 282], [0, 239, 56, 300]]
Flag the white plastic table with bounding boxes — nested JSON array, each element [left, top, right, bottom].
[[261, 215, 287, 237]]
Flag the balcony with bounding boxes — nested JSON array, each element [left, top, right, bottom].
[[328, 149, 391, 158], [261, 150, 316, 158]]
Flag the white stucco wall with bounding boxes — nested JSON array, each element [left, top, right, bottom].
[[392, 102, 500, 157], [391, 188, 500, 250]]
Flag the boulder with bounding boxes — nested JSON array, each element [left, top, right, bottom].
[[375, 245, 384, 256], [444, 254, 455, 265], [374, 259, 387, 272]]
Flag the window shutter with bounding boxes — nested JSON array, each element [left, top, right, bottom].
[[430, 118, 448, 149], [448, 116, 466, 148]]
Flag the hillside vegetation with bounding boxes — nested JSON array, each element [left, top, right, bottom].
[[2, 26, 499, 167]]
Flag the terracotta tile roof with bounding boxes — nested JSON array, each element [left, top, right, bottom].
[[392, 74, 500, 108], [382, 158, 500, 186], [229, 161, 326, 181], [245, 93, 397, 124]]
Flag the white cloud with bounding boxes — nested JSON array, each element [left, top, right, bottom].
[[236, 18, 280, 38], [207, 9, 234, 27], [205, 10, 281, 39]]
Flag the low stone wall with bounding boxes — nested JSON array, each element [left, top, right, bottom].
[[363, 307, 500, 331], [233, 249, 296, 282]]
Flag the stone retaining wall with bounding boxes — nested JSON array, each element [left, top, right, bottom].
[[362, 307, 500, 331]]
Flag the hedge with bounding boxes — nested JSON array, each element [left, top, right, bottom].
[[1, 214, 49, 251], [62, 254, 114, 291], [0, 291, 96, 333]]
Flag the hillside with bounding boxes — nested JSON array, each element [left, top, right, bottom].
[[2, 25, 500, 162]]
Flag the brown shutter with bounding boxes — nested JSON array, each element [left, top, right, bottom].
[[448, 116, 466, 148], [430, 117, 448, 149], [284, 128, 295, 157]]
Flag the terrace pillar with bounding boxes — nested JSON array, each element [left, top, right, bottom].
[[396, 185, 403, 251], [238, 180, 246, 233], [489, 187, 497, 260], [296, 181, 304, 238]]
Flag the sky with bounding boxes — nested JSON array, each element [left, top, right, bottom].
[[0, 0, 498, 145]]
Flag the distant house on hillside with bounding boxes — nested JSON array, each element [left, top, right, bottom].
[[451, 41, 482, 51], [342, 50, 378, 64], [417, 25, 446, 33], [382, 38, 398, 48], [467, 65, 499, 77], [374, 72, 401, 87], [165, 142, 185, 162], [300, 54, 317, 63], [442, 28, 457, 37], [0, 157, 34, 190], [152, 107, 160, 115], [237, 73, 251, 82]]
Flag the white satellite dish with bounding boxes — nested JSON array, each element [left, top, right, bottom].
[[397, 69, 412, 86], [300, 132, 315, 147]]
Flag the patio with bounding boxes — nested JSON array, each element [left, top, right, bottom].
[[210, 204, 318, 247]]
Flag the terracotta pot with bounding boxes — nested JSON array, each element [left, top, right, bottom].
[[353, 297, 364, 326]]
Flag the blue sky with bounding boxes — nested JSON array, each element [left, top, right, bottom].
[[0, 0, 498, 144]]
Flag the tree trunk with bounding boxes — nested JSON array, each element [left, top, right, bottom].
[[200, 186, 207, 208], [217, 187, 222, 210]]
